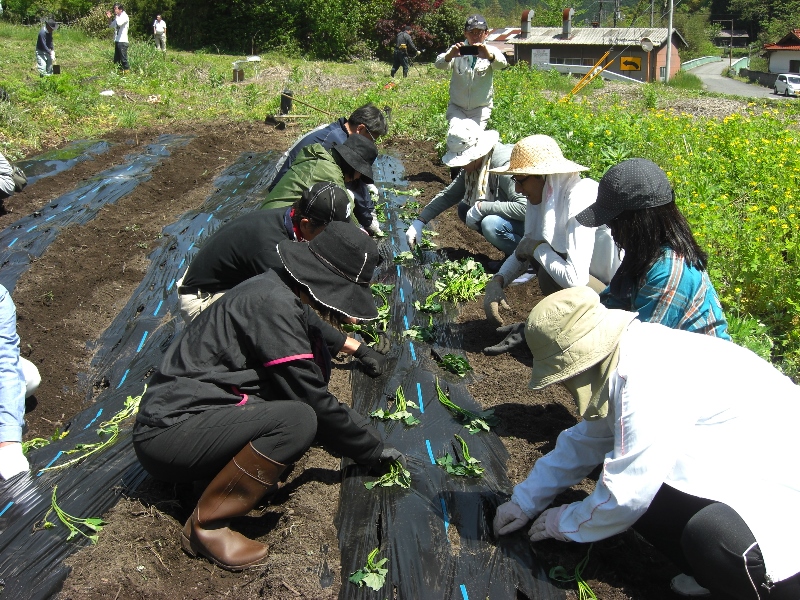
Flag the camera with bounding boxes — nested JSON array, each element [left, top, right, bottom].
[[459, 46, 480, 56]]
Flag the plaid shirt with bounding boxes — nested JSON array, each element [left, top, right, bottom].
[[601, 247, 730, 340]]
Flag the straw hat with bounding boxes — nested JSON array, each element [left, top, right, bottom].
[[490, 134, 588, 176], [525, 287, 636, 390], [441, 119, 500, 168]]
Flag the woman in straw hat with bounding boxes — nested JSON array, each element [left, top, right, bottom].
[[406, 118, 527, 259], [482, 134, 619, 335], [134, 222, 403, 572], [575, 158, 729, 339], [493, 287, 800, 599]]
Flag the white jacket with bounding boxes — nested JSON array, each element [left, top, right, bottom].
[[110, 11, 129, 43], [512, 320, 800, 583], [435, 43, 507, 111]]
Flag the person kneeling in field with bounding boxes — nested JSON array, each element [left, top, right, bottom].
[[493, 287, 800, 599], [406, 118, 527, 263], [176, 182, 387, 376], [134, 222, 405, 571]]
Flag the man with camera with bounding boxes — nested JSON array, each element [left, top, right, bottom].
[[435, 14, 507, 130]]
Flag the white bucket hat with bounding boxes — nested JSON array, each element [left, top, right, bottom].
[[441, 119, 500, 168], [490, 134, 588, 175]]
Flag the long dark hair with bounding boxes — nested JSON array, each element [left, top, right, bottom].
[[610, 201, 707, 285]]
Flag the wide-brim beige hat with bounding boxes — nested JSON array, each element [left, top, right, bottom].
[[490, 134, 588, 175], [525, 287, 636, 390], [441, 119, 500, 168]]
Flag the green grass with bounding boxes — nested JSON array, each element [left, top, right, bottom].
[[4, 23, 800, 374]]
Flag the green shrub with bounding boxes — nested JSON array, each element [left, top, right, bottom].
[[667, 70, 703, 90]]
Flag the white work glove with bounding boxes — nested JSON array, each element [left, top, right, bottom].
[[0, 443, 30, 480], [465, 202, 484, 232], [493, 501, 529, 536], [366, 183, 380, 201], [528, 504, 570, 542], [483, 276, 509, 327], [50, 51, 56, 60], [514, 236, 544, 263], [366, 210, 383, 237], [406, 218, 425, 247]]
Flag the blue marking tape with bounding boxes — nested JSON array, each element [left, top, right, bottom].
[[460, 584, 469, 600], [389, 223, 393, 232], [216, 204, 223, 211], [396, 265, 401, 277], [0, 501, 13, 517], [37, 451, 63, 476], [245, 172, 250, 179], [167, 278, 176, 291], [126, 165, 134, 171], [26, 225, 37, 232], [187, 242, 194, 251], [232, 187, 238, 194], [45, 215, 56, 222], [117, 369, 129, 388], [440, 496, 449, 533], [178, 258, 185, 269], [409, 341, 416, 361], [83, 408, 103, 429], [63, 205, 72, 211], [154, 299, 163, 316], [399, 287, 404, 302], [136, 331, 148, 353], [206, 214, 214, 222], [8, 238, 17, 248], [198, 227, 205, 236], [417, 382, 424, 413], [403, 315, 409, 330], [425, 440, 435, 465]]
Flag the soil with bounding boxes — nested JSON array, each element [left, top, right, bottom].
[[3, 120, 697, 600]]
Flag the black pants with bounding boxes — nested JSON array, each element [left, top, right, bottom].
[[391, 50, 409, 77], [633, 484, 800, 599], [113, 42, 129, 70], [134, 400, 317, 483]]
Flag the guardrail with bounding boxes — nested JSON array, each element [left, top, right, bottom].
[[681, 56, 722, 70]]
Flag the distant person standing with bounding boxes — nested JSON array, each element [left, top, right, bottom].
[[435, 14, 507, 129], [153, 14, 167, 51], [35, 19, 57, 77], [390, 25, 418, 78], [106, 3, 130, 73]]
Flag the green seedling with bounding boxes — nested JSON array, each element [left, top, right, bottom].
[[375, 202, 389, 222], [436, 434, 484, 478], [342, 284, 394, 346], [402, 315, 436, 343], [364, 460, 411, 490], [384, 187, 421, 198], [39, 386, 145, 472], [437, 353, 472, 377], [549, 544, 598, 600], [370, 385, 420, 426], [348, 547, 389, 591], [394, 250, 416, 264], [429, 258, 491, 303], [38, 485, 107, 544], [435, 378, 499, 434], [417, 229, 439, 250], [22, 428, 69, 454], [413, 292, 443, 313]]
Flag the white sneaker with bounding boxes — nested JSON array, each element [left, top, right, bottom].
[[0, 443, 30, 480], [670, 574, 710, 597]]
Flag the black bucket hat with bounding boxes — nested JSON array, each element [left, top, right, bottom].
[[331, 135, 377, 184], [45, 19, 59, 29], [298, 181, 351, 224], [277, 221, 379, 320], [575, 158, 674, 227]]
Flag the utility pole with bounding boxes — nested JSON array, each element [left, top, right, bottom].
[[650, 0, 654, 27], [664, 0, 673, 82]]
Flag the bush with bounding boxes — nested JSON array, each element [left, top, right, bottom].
[[73, 4, 112, 39], [667, 70, 703, 90]]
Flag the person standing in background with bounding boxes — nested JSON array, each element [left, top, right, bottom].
[[390, 25, 418, 78], [35, 19, 57, 77], [107, 3, 130, 73], [153, 14, 167, 52]]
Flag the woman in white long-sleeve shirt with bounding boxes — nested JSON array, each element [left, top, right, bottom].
[[482, 134, 619, 326], [494, 287, 800, 599]]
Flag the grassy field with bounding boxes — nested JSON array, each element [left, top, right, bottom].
[[3, 22, 800, 374]]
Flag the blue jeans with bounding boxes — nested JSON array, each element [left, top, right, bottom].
[[0, 286, 26, 443], [456, 202, 524, 256]]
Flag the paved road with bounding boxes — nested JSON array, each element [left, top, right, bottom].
[[689, 60, 794, 100]]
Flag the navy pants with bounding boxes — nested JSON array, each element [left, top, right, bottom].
[[113, 42, 129, 70], [633, 484, 800, 599]]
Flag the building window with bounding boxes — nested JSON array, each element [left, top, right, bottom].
[[553, 58, 583, 66], [582, 58, 595, 66], [660, 66, 666, 80]]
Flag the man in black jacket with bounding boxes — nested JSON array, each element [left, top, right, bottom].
[[391, 25, 418, 78]]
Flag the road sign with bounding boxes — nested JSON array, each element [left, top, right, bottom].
[[620, 56, 641, 71]]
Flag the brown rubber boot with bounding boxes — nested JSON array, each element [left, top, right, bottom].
[[180, 443, 286, 571]]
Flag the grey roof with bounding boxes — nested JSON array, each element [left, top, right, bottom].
[[510, 27, 681, 47]]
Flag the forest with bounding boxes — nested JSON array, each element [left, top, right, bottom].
[[2, 0, 799, 62]]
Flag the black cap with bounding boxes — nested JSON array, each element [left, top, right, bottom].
[[298, 182, 351, 224], [575, 158, 674, 227], [331, 135, 377, 184], [465, 14, 488, 30], [45, 19, 58, 29]]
